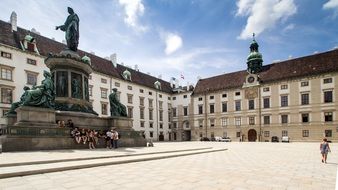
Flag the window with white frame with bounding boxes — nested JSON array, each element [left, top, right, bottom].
[[324, 91, 333, 103], [127, 94, 133, 104], [235, 100, 241, 111], [235, 117, 241, 126], [209, 104, 214, 114], [1, 87, 12, 104], [281, 115, 288, 124], [281, 84, 288, 90], [301, 81, 309, 87], [1, 51, 12, 59], [302, 130, 309, 137], [282, 130, 288, 137], [140, 108, 144, 119], [302, 113, 309, 123], [264, 131, 270, 137], [1, 67, 13, 80], [101, 88, 107, 99], [281, 95, 288, 107], [323, 78, 332, 84], [324, 112, 333, 122], [101, 103, 108, 115], [26, 72, 38, 85], [263, 115, 270, 125], [301, 93, 309, 105], [198, 119, 203, 128], [210, 119, 215, 127], [221, 118, 227, 127], [249, 116, 255, 125], [222, 102, 227, 112]]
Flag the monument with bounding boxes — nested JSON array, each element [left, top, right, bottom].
[[2, 7, 146, 152]]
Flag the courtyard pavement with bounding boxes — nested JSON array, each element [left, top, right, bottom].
[[0, 142, 337, 190]]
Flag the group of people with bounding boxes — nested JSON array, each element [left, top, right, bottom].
[[70, 128, 99, 149], [70, 127, 119, 150], [57, 119, 74, 128]]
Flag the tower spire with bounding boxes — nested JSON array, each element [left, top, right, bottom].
[[246, 33, 263, 74]]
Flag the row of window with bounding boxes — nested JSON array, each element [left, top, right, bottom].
[[0, 67, 38, 85], [197, 78, 333, 101], [197, 112, 334, 128], [172, 107, 189, 117], [1, 50, 37, 64], [263, 129, 333, 138], [196, 91, 333, 114]]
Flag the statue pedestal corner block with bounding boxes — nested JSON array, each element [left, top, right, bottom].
[[15, 106, 57, 128]]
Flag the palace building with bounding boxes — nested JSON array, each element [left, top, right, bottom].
[[0, 12, 337, 142]]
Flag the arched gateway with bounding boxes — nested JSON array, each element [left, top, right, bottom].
[[248, 129, 257, 142]]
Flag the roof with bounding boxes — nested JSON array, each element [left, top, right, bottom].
[[116, 64, 172, 93], [193, 49, 338, 95], [0, 20, 172, 93]]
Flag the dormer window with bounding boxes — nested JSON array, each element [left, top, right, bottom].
[[21, 34, 39, 54], [122, 69, 131, 81], [154, 81, 161, 90]]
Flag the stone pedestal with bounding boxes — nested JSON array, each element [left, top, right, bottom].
[[15, 106, 57, 128], [45, 53, 97, 115]]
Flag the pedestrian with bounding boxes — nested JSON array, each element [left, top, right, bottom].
[[111, 129, 119, 149], [88, 130, 95, 149], [320, 138, 331, 163], [106, 130, 112, 149]]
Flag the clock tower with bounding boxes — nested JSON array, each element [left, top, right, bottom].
[[243, 33, 263, 88]]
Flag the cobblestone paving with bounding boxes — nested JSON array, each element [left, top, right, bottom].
[[0, 142, 337, 190]]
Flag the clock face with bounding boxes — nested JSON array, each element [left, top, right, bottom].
[[248, 76, 255, 83]]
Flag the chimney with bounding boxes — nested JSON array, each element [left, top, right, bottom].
[[62, 40, 66, 44], [110, 53, 117, 68], [31, 28, 40, 35], [90, 51, 95, 55], [158, 75, 162, 79], [10, 11, 17, 32], [134, 64, 139, 71]]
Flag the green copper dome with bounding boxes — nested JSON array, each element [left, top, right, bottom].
[[81, 55, 91, 64], [246, 33, 263, 74], [24, 34, 34, 42], [247, 51, 262, 62]]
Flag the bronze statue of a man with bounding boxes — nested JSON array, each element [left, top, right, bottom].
[[109, 88, 127, 117], [56, 7, 80, 51]]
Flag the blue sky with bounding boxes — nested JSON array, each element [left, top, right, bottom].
[[1, 0, 338, 85]]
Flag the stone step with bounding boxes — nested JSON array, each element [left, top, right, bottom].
[[0, 147, 211, 167], [0, 148, 227, 179]]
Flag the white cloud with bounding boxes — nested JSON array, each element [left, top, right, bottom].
[[323, 0, 338, 10], [236, 0, 254, 16], [118, 0, 147, 32], [164, 33, 183, 55], [236, 0, 297, 39]]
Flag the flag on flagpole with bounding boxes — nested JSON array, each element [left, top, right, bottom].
[[180, 74, 184, 80]]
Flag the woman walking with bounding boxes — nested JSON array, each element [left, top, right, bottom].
[[320, 138, 331, 163]]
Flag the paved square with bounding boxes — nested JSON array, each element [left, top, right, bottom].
[[0, 142, 337, 190]]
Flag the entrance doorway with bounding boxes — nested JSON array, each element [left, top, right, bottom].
[[248, 129, 257, 142], [159, 132, 164, 141], [183, 131, 191, 141]]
